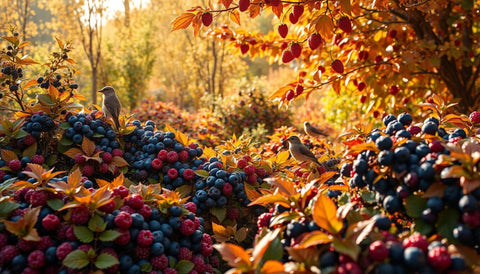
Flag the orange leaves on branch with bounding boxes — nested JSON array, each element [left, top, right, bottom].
[[312, 194, 343, 234], [314, 15, 335, 39], [213, 243, 251, 270], [4, 207, 41, 241], [171, 12, 196, 31]]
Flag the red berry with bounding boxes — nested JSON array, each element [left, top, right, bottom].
[[82, 164, 94, 177], [278, 24, 288, 38], [166, 151, 179, 163], [125, 193, 144, 210], [389, 85, 399, 95], [178, 247, 193, 260], [462, 211, 480, 227], [113, 185, 129, 198], [374, 55, 383, 63], [137, 230, 154, 246], [308, 33, 322, 50], [71, 206, 89, 226], [120, 205, 135, 214], [295, 85, 304, 96], [402, 233, 429, 252], [292, 5, 304, 18], [227, 207, 240, 220], [247, 174, 258, 184], [163, 268, 178, 274], [201, 242, 213, 257], [238, 0, 250, 12], [358, 50, 369, 60], [289, 12, 299, 24], [28, 250, 45, 269], [36, 236, 53, 251], [368, 240, 388, 261], [78, 244, 93, 253], [237, 159, 248, 169], [23, 135, 36, 146], [201, 12, 213, 27], [74, 153, 86, 164], [112, 148, 123, 157], [138, 204, 152, 219], [202, 233, 213, 245], [244, 164, 255, 175], [357, 82, 366, 91], [240, 44, 249, 55], [30, 190, 48, 207], [0, 233, 7, 248], [102, 152, 112, 163], [98, 199, 116, 213], [99, 163, 109, 174], [167, 168, 178, 179], [257, 212, 272, 228], [31, 155, 44, 165], [360, 95, 367, 104], [331, 59, 344, 74], [114, 228, 130, 245], [178, 150, 189, 162], [157, 150, 168, 161], [407, 125, 422, 135], [151, 158, 163, 170], [183, 168, 195, 180], [8, 159, 21, 172], [428, 246, 451, 270], [256, 167, 267, 178], [429, 140, 444, 153], [192, 255, 207, 272], [388, 29, 397, 38], [56, 242, 74, 261], [18, 238, 35, 252], [285, 89, 295, 101], [222, 183, 233, 196], [338, 16, 352, 33], [151, 254, 169, 270], [42, 214, 60, 231], [134, 246, 150, 260], [114, 211, 133, 229], [180, 219, 196, 236], [282, 50, 294, 63], [469, 111, 480, 124], [290, 43, 302, 58], [184, 202, 197, 213]]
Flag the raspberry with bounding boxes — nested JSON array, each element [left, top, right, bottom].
[[0, 170, 6, 181], [180, 219, 196, 236], [244, 165, 255, 175], [428, 246, 451, 270], [137, 230, 154, 246], [14, 187, 30, 202], [113, 185, 129, 198], [151, 158, 163, 170], [184, 202, 197, 213], [429, 140, 443, 153], [331, 59, 344, 74], [192, 255, 207, 273], [281, 50, 294, 63], [183, 168, 195, 180], [157, 150, 168, 161], [202, 234, 213, 245], [164, 268, 178, 274], [74, 153, 86, 164], [56, 223, 69, 240], [36, 236, 53, 251], [189, 270, 199, 274], [407, 125, 422, 135], [101, 152, 113, 163], [240, 44, 249, 55], [178, 150, 189, 162], [119, 205, 135, 214], [167, 168, 178, 179], [31, 155, 44, 164], [292, 4, 304, 18], [291, 43, 302, 58], [78, 244, 93, 253], [222, 183, 233, 196], [112, 148, 123, 157], [0, 233, 7, 248], [257, 212, 272, 228], [237, 159, 248, 169], [98, 199, 116, 213], [166, 151, 179, 163], [22, 267, 40, 274], [139, 204, 152, 219], [101, 247, 118, 259], [24, 135, 36, 146], [8, 159, 22, 172], [308, 33, 322, 50], [256, 167, 267, 178], [1, 245, 19, 266], [338, 16, 352, 33], [151, 254, 168, 270], [209, 255, 220, 268], [201, 12, 212, 26], [178, 247, 193, 260], [114, 228, 130, 245], [201, 242, 213, 257], [193, 217, 201, 229], [28, 250, 45, 269], [56, 242, 74, 261], [71, 205, 90, 225], [247, 174, 257, 184], [227, 207, 240, 220], [469, 111, 480, 124], [368, 240, 388, 261], [278, 24, 288, 38], [99, 163, 109, 174], [66, 225, 77, 241], [30, 190, 48, 207], [11, 207, 27, 217], [18, 238, 35, 252], [134, 246, 150, 260], [114, 211, 133, 229], [403, 233, 429, 252], [82, 164, 94, 176], [205, 264, 213, 273], [125, 193, 144, 210]]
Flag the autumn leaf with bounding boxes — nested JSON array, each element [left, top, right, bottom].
[[296, 230, 333, 248], [4, 207, 41, 241], [213, 243, 251, 269], [248, 194, 291, 208], [312, 194, 343, 234], [171, 12, 195, 31]]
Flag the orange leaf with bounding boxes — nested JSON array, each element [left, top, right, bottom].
[[264, 177, 296, 197], [222, 0, 233, 8], [248, 194, 290, 208], [22, 79, 39, 90], [213, 243, 251, 269], [82, 137, 96, 156], [111, 156, 129, 167], [296, 230, 333, 248], [312, 194, 343, 234], [315, 15, 334, 39], [16, 57, 38, 65], [261, 260, 285, 274], [252, 228, 281, 266], [422, 182, 447, 198], [4, 207, 41, 241], [64, 148, 83, 159], [48, 85, 59, 98], [271, 3, 283, 18], [230, 10, 241, 25], [244, 184, 263, 203], [1, 149, 18, 162], [171, 12, 195, 31], [18, 41, 32, 49], [55, 37, 64, 49], [340, 0, 352, 15], [311, 171, 337, 186]]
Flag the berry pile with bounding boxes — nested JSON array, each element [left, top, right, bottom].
[[22, 112, 56, 138], [62, 112, 118, 148]]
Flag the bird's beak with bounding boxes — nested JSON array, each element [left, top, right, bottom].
[[97, 90, 103, 93]]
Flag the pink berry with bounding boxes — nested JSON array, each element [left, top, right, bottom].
[[151, 254, 168, 270], [428, 246, 452, 270], [368, 240, 388, 261], [28, 250, 45, 269], [125, 193, 144, 210], [183, 169, 195, 180], [469, 111, 480, 124], [138, 204, 152, 219], [184, 202, 197, 213], [71, 205, 90, 225], [42, 214, 60, 231], [31, 155, 44, 164], [180, 219, 196, 236], [137, 230, 154, 246], [56, 242, 74, 261], [167, 168, 178, 179], [166, 151, 179, 163], [8, 159, 22, 172], [178, 150, 189, 162], [114, 211, 133, 229]]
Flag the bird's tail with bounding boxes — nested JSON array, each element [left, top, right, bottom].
[[113, 117, 120, 129]]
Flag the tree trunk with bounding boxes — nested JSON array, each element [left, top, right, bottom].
[[92, 66, 97, 104]]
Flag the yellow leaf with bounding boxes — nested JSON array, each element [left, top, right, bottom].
[[275, 150, 290, 164], [248, 194, 290, 208], [230, 10, 241, 25], [296, 230, 333, 248], [261, 260, 286, 274], [111, 156, 129, 167], [48, 85, 59, 99], [55, 37, 64, 49], [22, 79, 39, 90], [82, 137, 96, 156], [339, 0, 352, 15], [171, 12, 195, 31], [213, 243, 251, 269], [212, 222, 230, 238], [312, 194, 343, 234], [315, 15, 335, 39], [1, 149, 18, 162]]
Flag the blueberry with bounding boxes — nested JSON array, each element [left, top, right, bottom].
[[83, 180, 93, 188], [205, 197, 216, 208], [169, 216, 182, 230], [418, 162, 435, 180], [383, 195, 401, 214], [453, 224, 473, 243], [228, 174, 240, 184], [395, 129, 411, 139], [415, 144, 430, 158], [450, 255, 466, 270], [214, 178, 226, 189], [127, 264, 141, 274], [217, 195, 228, 207], [169, 206, 182, 217], [195, 189, 208, 202], [458, 194, 478, 212], [191, 230, 203, 243], [195, 180, 206, 190], [353, 159, 368, 175], [131, 213, 145, 229], [168, 241, 180, 255], [215, 170, 228, 178], [394, 146, 410, 162], [163, 138, 174, 147], [72, 134, 83, 144], [286, 222, 307, 238], [208, 187, 221, 199], [165, 132, 175, 139], [453, 128, 467, 138], [424, 117, 439, 125], [372, 179, 390, 195], [444, 185, 462, 206], [369, 130, 382, 142], [152, 230, 164, 243], [11, 254, 27, 272], [378, 150, 394, 166], [161, 223, 173, 237], [420, 208, 437, 224], [375, 136, 393, 150], [422, 122, 438, 135], [426, 197, 443, 213], [31, 122, 42, 131], [149, 220, 161, 231], [373, 214, 391, 230], [151, 242, 165, 256], [383, 114, 397, 127], [106, 129, 116, 139], [73, 121, 83, 131], [403, 247, 426, 268], [398, 112, 413, 126]]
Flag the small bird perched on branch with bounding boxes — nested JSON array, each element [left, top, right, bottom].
[[98, 86, 121, 129], [304, 121, 328, 138], [285, 135, 321, 166]]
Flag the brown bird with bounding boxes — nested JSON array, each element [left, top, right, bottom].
[[285, 135, 321, 166], [98, 86, 121, 129], [304, 121, 328, 138]]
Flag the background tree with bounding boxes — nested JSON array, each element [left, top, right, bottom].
[[173, 0, 480, 115]]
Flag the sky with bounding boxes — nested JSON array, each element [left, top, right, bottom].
[[104, 0, 148, 18]]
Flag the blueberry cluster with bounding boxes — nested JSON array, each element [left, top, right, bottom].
[[123, 120, 204, 182], [22, 112, 56, 138], [36, 74, 78, 91], [63, 112, 118, 149], [341, 112, 480, 250], [0, 65, 23, 94], [192, 157, 250, 214]]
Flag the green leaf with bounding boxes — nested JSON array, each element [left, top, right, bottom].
[[405, 195, 427, 218], [168, 256, 176, 268], [46, 199, 64, 211], [93, 132, 104, 138], [333, 237, 361, 262], [437, 208, 460, 242], [360, 191, 376, 203], [140, 261, 153, 272], [194, 170, 209, 178], [94, 253, 119, 270], [63, 250, 89, 269], [413, 219, 433, 235], [14, 130, 28, 139], [176, 260, 194, 274], [74, 225, 94, 243], [37, 94, 54, 105], [46, 154, 57, 166], [210, 207, 226, 223], [88, 214, 107, 232], [59, 122, 71, 129], [0, 201, 20, 217], [22, 143, 37, 158], [461, 0, 473, 9], [99, 230, 121, 242], [60, 137, 73, 147], [261, 237, 283, 262]]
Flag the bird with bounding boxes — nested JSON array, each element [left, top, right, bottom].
[[304, 121, 328, 138], [285, 135, 321, 166], [98, 86, 121, 129]]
